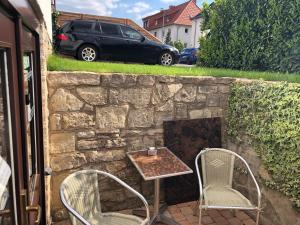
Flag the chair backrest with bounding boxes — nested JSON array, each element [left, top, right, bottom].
[[60, 170, 101, 225], [201, 148, 235, 188]]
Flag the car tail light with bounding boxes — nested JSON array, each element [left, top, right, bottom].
[[56, 34, 69, 40]]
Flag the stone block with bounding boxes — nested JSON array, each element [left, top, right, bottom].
[[96, 105, 129, 131], [85, 149, 125, 163], [62, 112, 95, 129], [138, 75, 155, 86], [198, 85, 218, 94], [50, 133, 75, 154], [153, 83, 182, 104], [156, 99, 174, 112], [49, 114, 61, 131], [102, 74, 137, 87], [77, 86, 107, 105], [175, 103, 188, 119], [196, 94, 207, 102], [77, 131, 95, 138], [207, 94, 220, 107], [110, 88, 152, 108], [174, 85, 197, 102], [48, 72, 100, 87], [77, 139, 101, 150], [128, 108, 154, 128], [155, 111, 173, 126], [51, 153, 86, 171], [218, 85, 230, 93], [49, 88, 83, 112], [189, 108, 212, 119]]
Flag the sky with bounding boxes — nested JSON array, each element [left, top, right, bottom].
[[56, 0, 213, 25]]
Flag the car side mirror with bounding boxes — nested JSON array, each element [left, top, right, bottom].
[[141, 36, 145, 42]]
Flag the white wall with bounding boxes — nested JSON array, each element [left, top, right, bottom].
[[191, 17, 202, 48], [36, 0, 53, 40], [149, 24, 193, 48], [191, 17, 210, 48]]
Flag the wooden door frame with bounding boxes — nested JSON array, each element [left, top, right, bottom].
[[0, 2, 46, 224]]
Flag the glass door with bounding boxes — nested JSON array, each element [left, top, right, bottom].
[[0, 50, 17, 225]]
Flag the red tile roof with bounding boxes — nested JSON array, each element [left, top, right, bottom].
[[142, 0, 201, 30]]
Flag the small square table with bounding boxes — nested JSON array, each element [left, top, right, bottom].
[[127, 147, 193, 225]]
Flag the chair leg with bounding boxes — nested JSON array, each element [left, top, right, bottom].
[[198, 207, 202, 225], [256, 210, 260, 225]]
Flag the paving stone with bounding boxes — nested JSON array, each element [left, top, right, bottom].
[[180, 206, 194, 216], [213, 216, 230, 225], [243, 219, 256, 225], [228, 217, 243, 225], [235, 211, 250, 221], [208, 209, 222, 218], [202, 215, 214, 224]]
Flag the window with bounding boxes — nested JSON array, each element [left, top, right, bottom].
[[154, 32, 157, 37], [144, 20, 148, 28], [121, 26, 142, 40], [185, 28, 189, 33], [162, 30, 165, 37], [100, 23, 121, 36], [155, 20, 158, 25], [184, 43, 188, 48], [72, 21, 93, 32]]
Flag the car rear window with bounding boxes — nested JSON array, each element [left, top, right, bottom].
[[72, 21, 93, 32], [100, 23, 121, 36]]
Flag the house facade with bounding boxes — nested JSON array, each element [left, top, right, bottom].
[[142, 0, 201, 48], [191, 12, 210, 48]]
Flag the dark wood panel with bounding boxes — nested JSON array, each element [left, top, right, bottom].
[[164, 118, 222, 205]]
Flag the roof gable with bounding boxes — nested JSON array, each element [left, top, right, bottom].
[[143, 0, 201, 30]]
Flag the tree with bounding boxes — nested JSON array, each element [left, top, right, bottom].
[[171, 40, 184, 52], [199, 0, 300, 73], [165, 30, 172, 45]]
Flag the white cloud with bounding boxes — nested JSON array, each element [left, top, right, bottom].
[[57, 0, 119, 16], [125, 1, 151, 21], [143, 10, 160, 18], [126, 2, 150, 14]]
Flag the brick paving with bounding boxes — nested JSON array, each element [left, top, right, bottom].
[[53, 201, 256, 225]]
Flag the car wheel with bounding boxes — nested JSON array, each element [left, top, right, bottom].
[[78, 44, 98, 62], [159, 52, 174, 66]]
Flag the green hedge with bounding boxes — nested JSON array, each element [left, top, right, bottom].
[[199, 0, 300, 73], [228, 82, 300, 208]]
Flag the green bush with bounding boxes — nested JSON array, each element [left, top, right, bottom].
[[228, 82, 300, 208], [171, 40, 185, 53], [199, 0, 300, 73]]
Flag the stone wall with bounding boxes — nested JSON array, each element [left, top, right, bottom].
[[47, 72, 233, 221], [226, 137, 300, 225]]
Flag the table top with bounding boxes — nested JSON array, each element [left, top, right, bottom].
[[127, 147, 193, 181]]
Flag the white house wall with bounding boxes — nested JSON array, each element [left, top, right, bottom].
[[191, 18, 203, 48], [36, 0, 53, 40], [149, 24, 194, 48]]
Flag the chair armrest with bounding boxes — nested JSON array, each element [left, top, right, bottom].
[[60, 187, 92, 225], [96, 170, 150, 223], [195, 152, 204, 202], [239, 158, 262, 209]]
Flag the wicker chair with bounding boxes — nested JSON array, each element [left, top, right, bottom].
[[60, 170, 150, 225], [195, 148, 261, 225]]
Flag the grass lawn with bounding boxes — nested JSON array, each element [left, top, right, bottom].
[[48, 55, 300, 83]]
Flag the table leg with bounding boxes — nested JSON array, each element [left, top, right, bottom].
[[150, 179, 180, 225]]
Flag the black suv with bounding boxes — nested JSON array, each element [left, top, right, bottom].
[[55, 20, 179, 66]]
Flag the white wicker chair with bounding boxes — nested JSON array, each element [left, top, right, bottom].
[[195, 148, 261, 225], [60, 170, 150, 225]]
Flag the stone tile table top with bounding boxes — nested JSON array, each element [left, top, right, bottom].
[[127, 147, 193, 181]]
